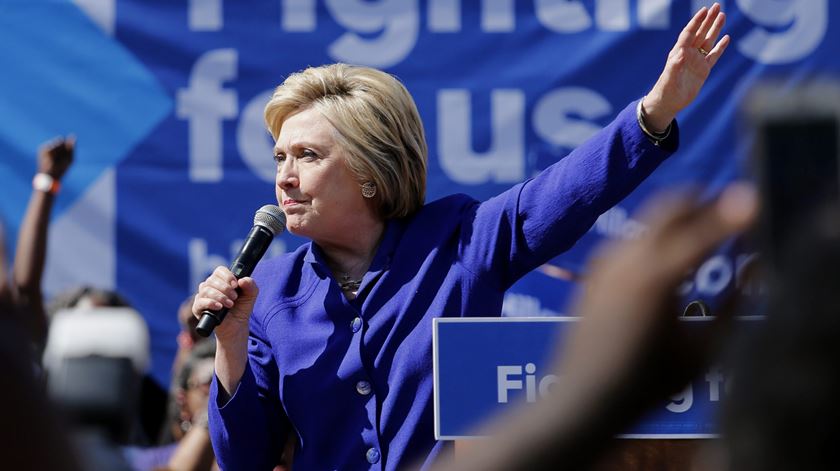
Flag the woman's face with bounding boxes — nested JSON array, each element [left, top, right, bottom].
[[274, 107, 370, 244]]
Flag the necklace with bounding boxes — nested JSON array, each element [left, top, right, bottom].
[[338, 274, 362, 292], [332, 250, 375, 293]]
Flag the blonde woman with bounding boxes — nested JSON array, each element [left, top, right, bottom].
[[194, 5, 729, 469]]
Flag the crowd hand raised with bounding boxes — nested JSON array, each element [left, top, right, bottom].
[[38, 135, 75, 180], [192, 266, 259, 343], [643, 2, 730, 132], [558, 183, 757, 412]]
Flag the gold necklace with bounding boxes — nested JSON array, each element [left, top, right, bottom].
[[333, 251, 374, 292], [338, 274, 362, 292]]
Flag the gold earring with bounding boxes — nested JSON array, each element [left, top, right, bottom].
[[361, 182, 377, 199]]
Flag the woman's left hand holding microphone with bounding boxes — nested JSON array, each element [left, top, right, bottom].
[[642, 2, 729, 132]]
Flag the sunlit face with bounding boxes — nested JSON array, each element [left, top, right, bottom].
[[274, 107, 370, 244]]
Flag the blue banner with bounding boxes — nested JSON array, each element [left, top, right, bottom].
[[0, 1, 835, 386], [434, 317, 760, 439]]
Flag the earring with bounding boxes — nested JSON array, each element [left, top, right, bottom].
[[361, 181, 377, 199]]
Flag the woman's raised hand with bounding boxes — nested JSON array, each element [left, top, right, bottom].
[[642, 2, 730, 132]]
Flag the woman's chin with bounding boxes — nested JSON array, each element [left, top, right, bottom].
[[284, 219, 309, 238], [285, 224, 303, 236]]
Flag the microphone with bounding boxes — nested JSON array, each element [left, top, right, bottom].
[[195, 205, 286, 337]]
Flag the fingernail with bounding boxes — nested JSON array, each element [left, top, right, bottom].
[[718, 182, 758, 227]]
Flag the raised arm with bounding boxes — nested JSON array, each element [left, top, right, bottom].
[[461, 4, 730, 290], [12, 136, 74, 347]]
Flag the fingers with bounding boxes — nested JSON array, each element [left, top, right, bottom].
[[705, 34, 730, 68], [715, 182, 758, 230], [692, 3, 721, 48], [38, 136, 74, 163], [193, 266, 239, 315], [653, 183, 758, 280], [677, 5, 708, 47], [679, 3, 728, 66], [634, 187, 702, 236], [699, 9, 726, 51], [585, 189, 700, 280], [237, 277, 259, 299], [64, 135, 76, 154], [699, 5, 728, 66], [38, 137, 63, 155]]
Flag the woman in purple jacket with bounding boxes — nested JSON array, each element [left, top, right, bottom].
[[193, 4, 730, 470]]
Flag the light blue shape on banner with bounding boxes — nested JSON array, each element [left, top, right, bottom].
[[0, 0, 171, 236]]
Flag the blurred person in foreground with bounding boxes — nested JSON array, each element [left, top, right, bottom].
[[0, 322, 83, 471], [717, 204, 840, 471], [193, 4, 731, 469], [1, 207, 83, 471], [433, 198, 840, 471], [430, 183, 758, 471]]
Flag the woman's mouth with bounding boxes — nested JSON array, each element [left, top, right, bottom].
[[283, 198, 305, 207]]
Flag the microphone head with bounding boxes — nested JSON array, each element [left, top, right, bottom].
[[254, 204, 286, 236]]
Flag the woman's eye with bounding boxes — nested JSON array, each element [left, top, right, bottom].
[[273, 154, 285, 164], [301, 149, 317, 159]]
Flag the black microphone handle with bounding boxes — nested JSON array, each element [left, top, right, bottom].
[[196, 225, 274, 337], [195, 305, 229, 338]]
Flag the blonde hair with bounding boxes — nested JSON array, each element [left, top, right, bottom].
[[264, 64, 428, 219]]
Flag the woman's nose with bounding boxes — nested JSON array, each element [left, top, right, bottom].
[[277, 159, 299, 189]]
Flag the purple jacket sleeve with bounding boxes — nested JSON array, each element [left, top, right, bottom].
[[460, 99, 679, 289], [208, 321, 290, 471]]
